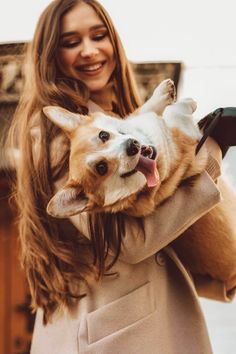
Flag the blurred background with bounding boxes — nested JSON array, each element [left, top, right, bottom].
[[0, 1, 235, 353]]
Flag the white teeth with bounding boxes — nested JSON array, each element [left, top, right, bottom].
[[80, 63, 103, 72]]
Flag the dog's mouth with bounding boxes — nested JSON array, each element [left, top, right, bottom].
[[121, 145, 160, 188]]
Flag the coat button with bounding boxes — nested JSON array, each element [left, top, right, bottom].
[[155, 251, 166, 266]]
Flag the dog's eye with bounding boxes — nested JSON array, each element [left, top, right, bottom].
[[99, 131, 110, 142], [96, 161, 108, 176]]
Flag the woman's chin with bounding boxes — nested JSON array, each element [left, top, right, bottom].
[[85, 80, 109, 93]]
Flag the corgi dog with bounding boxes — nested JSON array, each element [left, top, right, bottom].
[[43, 79, 208, 217], [43, 79, 236, 284]]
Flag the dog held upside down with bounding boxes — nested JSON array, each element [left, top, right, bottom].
[[43, 79, 236, 285]]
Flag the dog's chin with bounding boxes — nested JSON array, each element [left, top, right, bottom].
[[103, 171, 146, 208], [130, 170, 147, 185]]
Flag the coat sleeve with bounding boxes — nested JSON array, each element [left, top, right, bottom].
[[70, 171, 221, 264], [115, 171, 221, 264]]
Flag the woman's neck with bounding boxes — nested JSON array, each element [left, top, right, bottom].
[[89, 81, 118, 114]]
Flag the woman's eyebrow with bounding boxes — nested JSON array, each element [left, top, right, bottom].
[[60, 24, 107, 39]]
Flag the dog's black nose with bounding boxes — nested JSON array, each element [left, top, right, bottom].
[[126, 138, 140, 156]]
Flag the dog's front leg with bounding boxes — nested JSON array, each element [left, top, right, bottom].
[[139, 79, 176, 116]]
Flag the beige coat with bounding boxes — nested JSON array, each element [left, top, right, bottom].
[[31, 170, 236, 354], [30, 103, 235, 354]]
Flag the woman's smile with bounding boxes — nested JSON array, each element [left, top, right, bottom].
[[75, 60, 106, 75]]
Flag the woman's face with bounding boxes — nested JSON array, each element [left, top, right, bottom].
[[57, 2, 116, 93]]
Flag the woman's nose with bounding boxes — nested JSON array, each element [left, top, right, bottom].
[[80, 39, 99, 58]]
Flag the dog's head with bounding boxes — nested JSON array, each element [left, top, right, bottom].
[[43, 106, 161, 217]]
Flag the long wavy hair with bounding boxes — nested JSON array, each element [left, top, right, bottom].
[[8, 0, 142, 323]]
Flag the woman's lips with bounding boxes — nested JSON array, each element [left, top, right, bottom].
[[76, 61, 106, 76]]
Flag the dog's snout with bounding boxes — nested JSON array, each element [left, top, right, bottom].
[[126, 138, 140, 156]]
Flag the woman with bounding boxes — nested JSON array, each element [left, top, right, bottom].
[[8, 0, 235, 353]]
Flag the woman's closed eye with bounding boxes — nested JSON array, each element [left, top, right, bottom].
[[92, 31, 108, 42], [60, 39, 81, 48]]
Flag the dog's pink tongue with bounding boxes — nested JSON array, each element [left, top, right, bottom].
[[136, 156, 160, 187]]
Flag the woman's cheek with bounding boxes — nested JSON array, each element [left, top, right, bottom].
[[58, 49, 75, 67]]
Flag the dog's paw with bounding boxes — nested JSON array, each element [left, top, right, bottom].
[[154, 79, 176, 104], [140, 79, 176, 116], [177, 98, 197, 114]]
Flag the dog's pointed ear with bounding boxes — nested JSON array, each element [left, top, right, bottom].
[[47, 184, 89, 218], [43, 106, 83, 134]]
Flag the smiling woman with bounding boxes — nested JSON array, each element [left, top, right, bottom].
[[6, 1, 236, 354]]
